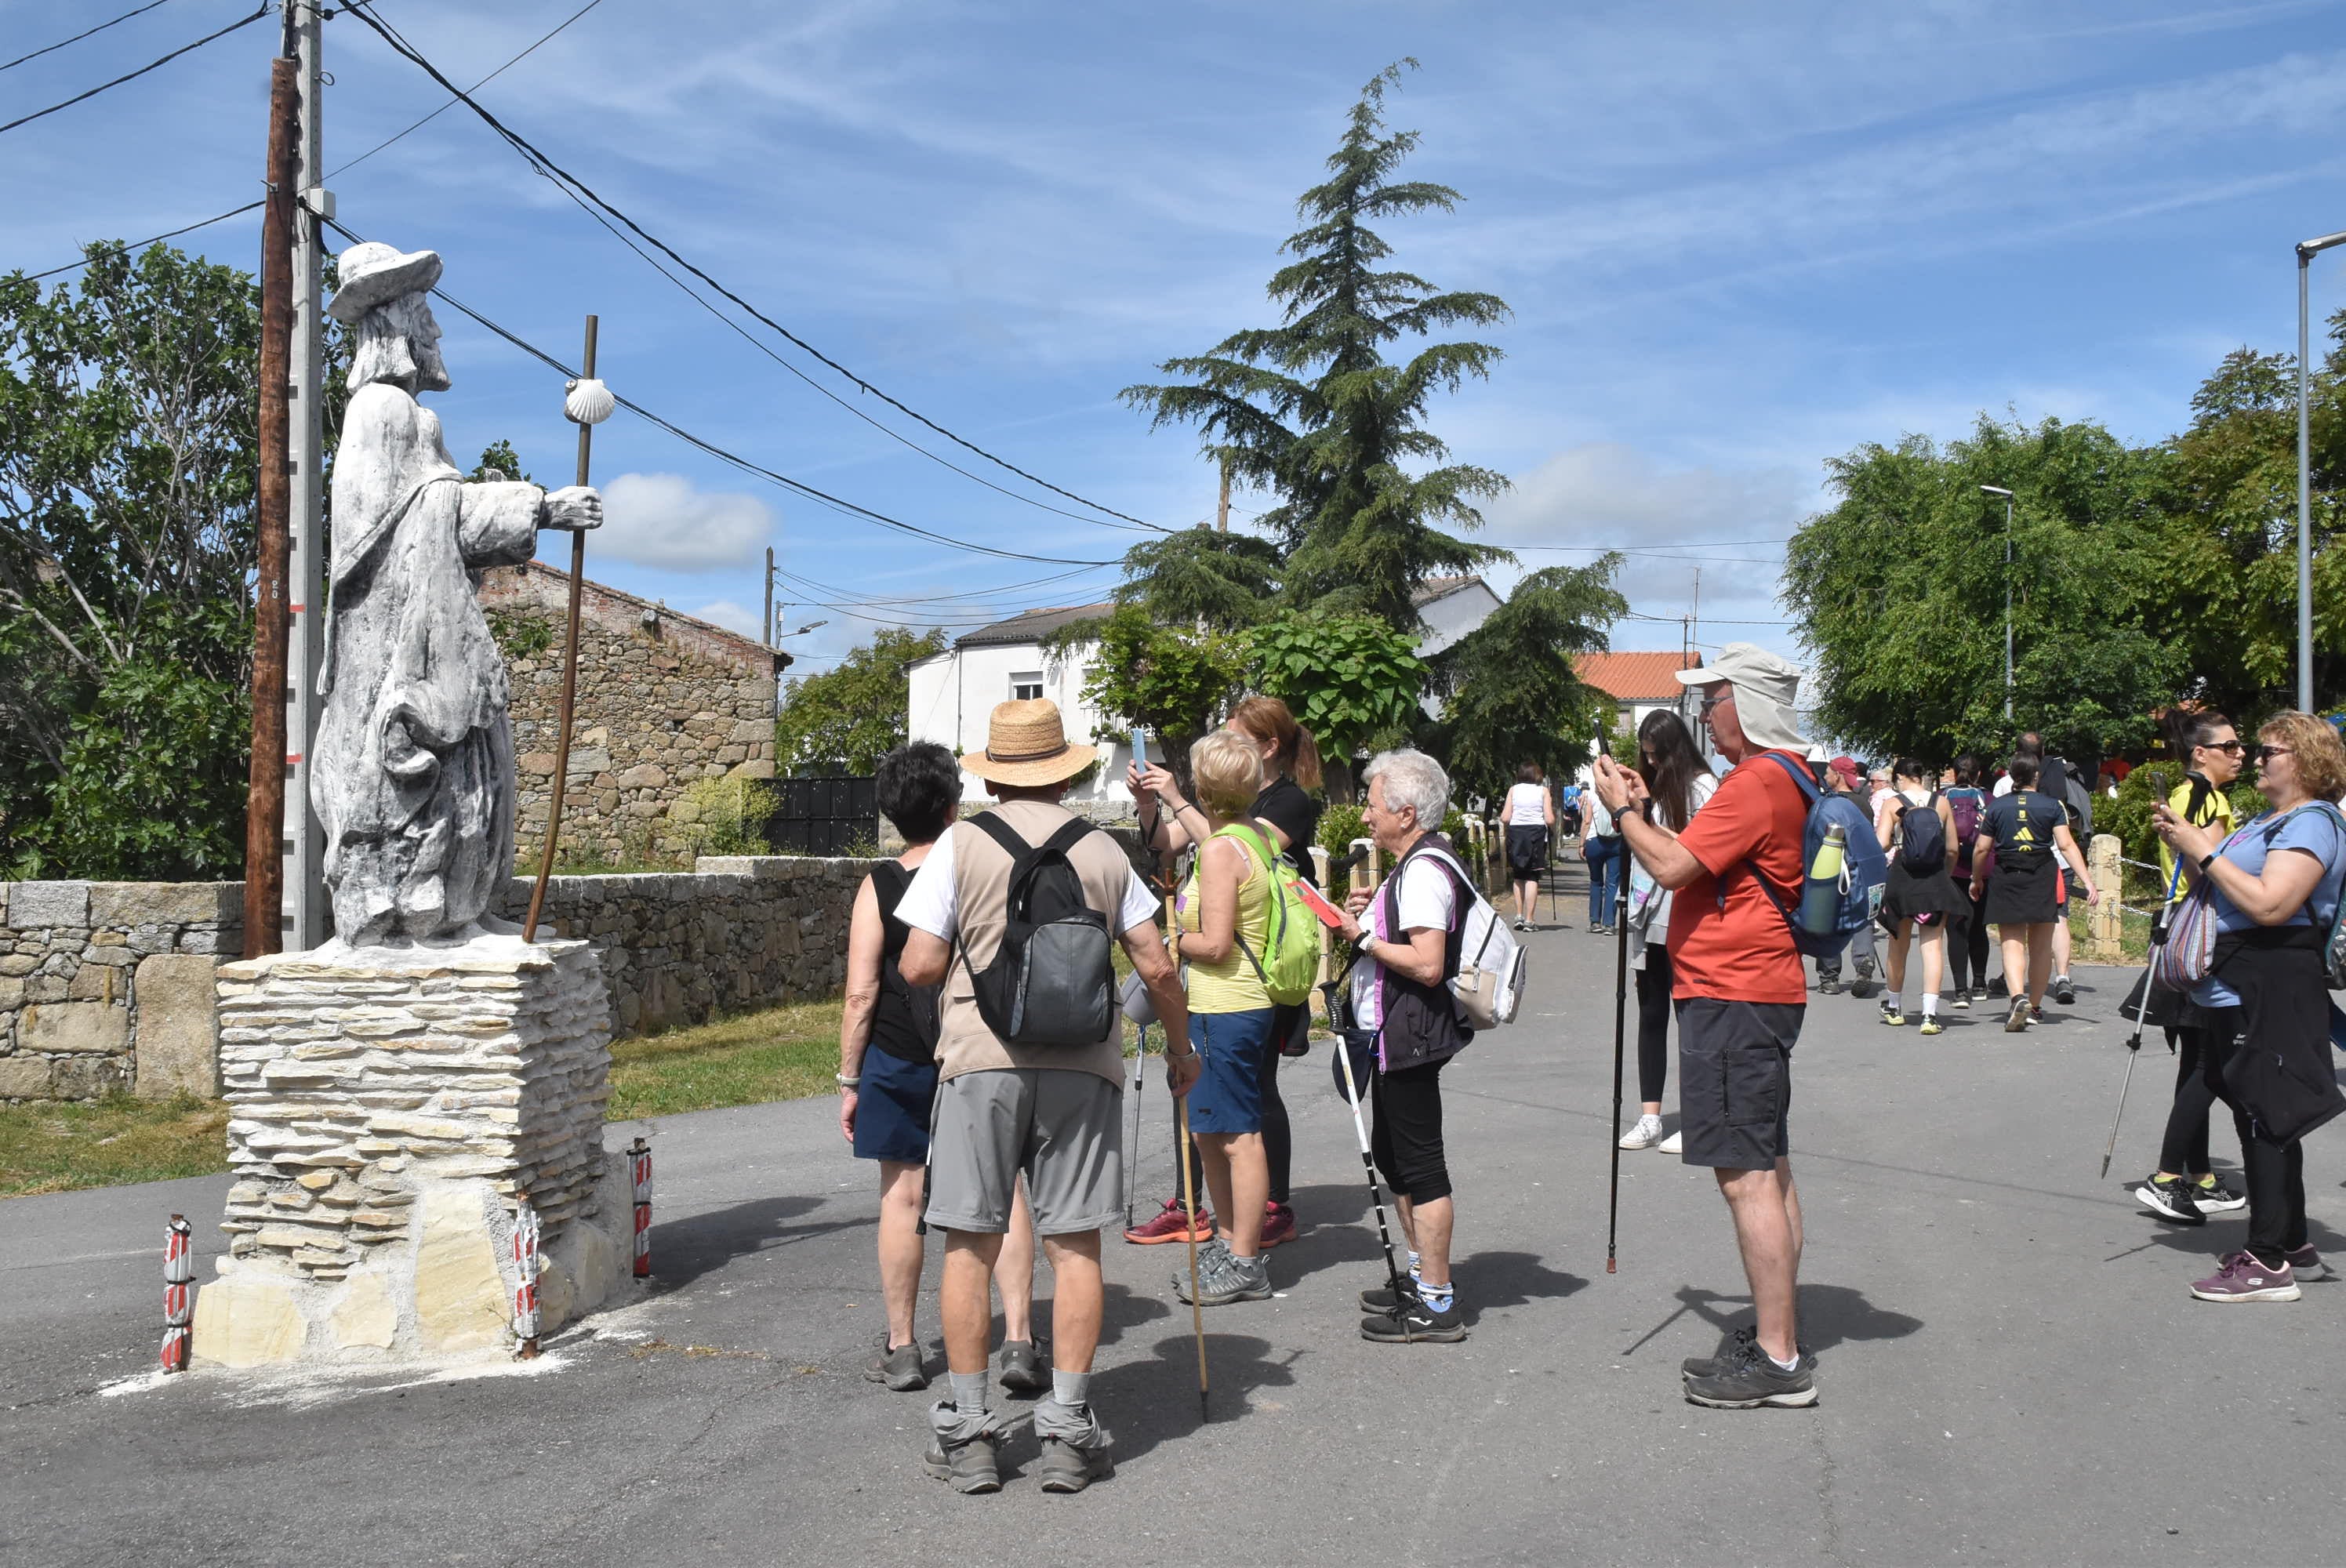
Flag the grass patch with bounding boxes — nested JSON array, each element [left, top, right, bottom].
[[607, 999, 844, 1120], [0, 1095, 231, 1199]]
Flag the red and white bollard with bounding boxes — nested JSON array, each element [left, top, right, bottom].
[[161, 1214, 194, 1373], [510, 1197, 542, 1359], [628, 1137, 652, 1279]]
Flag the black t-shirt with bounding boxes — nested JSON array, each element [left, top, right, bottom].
[[1981, 789, 2062, 869], [866, 862, 941, 1064], [1250, 775, 1324, 888]]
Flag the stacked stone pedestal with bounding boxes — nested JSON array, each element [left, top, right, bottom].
[[192, 933, 630, 1367]]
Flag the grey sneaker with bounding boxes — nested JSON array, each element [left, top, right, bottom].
[[1036, 1435, 1115, 1493], [1683, 1339, 1819, 1408], [1680, 1323, 1815, 1379], [866, 1338, 928, 1392], [997, 1338, 1048, 1396], [1176, 1249, 1271, 1305], [923, 1429, 1001, 1493]]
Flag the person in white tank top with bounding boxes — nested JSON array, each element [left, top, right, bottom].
[[1502, 763, 1556, 929]]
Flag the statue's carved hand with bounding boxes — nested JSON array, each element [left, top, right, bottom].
[[543, 485, 602, 531]]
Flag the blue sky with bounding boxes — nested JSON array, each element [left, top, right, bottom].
[[9, 0, 2346, 677]]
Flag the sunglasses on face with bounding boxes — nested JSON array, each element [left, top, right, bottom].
[[2255, 744, 2293, 762], [2199, 740, 2245, 755], [1698, 692, 1732, 716]]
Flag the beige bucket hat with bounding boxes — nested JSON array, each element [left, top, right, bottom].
[[960, 699, 1098, 787]]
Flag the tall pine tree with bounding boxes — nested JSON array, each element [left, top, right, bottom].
[[1123, 60, 1509, 630]]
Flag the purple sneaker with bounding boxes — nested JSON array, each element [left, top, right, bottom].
[[2190, 1250, 2300, 1303], [2285, 1244, 2325, 1276]]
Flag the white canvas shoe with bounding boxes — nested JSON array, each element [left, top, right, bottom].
[[1618, 1112, 1664, 1150]]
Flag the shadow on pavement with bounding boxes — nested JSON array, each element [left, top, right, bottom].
[[1086, 1331, 1302, 1462], [1622, 1281, 1923, 1359], [650, 1194, 852, 1286], [1464, 1250, 1587, 1320]]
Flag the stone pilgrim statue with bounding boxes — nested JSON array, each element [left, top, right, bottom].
[[314, 241, 601, 947]]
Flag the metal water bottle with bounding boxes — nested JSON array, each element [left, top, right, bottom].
[[1799, 821, 1848, 934]]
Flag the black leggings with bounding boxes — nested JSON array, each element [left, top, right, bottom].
[[2202, 1007, 2310, 1265], [2155, 1025, 2217, 1176], [1173, 1003, 1295, 1206], [1370, 1056, 1451, 1203], [1948, 885, 1991, 992], [1634, 946, 1674, 1105]]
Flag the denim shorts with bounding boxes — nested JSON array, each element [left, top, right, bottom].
[[1186, 1008, 1273, 1134]]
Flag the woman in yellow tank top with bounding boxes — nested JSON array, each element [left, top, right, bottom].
[[1158, 729, 1278, 1305]]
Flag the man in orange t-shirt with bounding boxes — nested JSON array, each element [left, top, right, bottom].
[[1593, 641, 1817, 1411]]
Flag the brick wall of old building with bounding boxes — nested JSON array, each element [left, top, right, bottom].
[[478, 561, 783, 866]]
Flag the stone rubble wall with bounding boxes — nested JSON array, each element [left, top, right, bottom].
[[1, 857, 875, 1101], [479, 562, 780, 866], [0, 880, 240, 1102]]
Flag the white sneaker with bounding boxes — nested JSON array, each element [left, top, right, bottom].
[[1658, 1129, 1683, 1153], [1618, 1112, 1664, 1150]]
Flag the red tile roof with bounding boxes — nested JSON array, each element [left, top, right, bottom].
[[1574, 651, 1698, 702]]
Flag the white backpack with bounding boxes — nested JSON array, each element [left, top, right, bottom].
[[1415, 844, 1528, 1029]]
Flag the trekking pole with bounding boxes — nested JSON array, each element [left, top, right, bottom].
[[1176, 1095, 1211, 1421], [1606, 896, 1629, 1274], [1126, 1019, 1146, 1229], [2100, 862, 2184, 1178], [1324, 967, 1416, 1342]]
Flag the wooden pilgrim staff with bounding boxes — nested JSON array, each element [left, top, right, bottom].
[[525, 317, 613, 942]]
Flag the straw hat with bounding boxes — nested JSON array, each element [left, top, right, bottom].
[[326, 241, 441, 323], [960, 699, 1097, 787]]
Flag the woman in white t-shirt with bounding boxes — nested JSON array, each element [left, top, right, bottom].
[[1618, 712, 1717, 1153], [1502, 762, 1556, 931]]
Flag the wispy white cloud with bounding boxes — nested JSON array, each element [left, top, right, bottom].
[[597, 472, 774, 569], [688, 598, 764, 639]]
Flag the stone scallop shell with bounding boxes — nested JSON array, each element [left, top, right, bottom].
[[563, 377, 616, 426]]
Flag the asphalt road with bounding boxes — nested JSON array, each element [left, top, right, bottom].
[[5, 895, 2344, 1567]]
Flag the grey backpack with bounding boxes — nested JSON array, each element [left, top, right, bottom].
[[964, 814, 1117, 1047]]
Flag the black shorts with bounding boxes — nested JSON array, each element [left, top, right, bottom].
[[1675, 998, 1803, 1170]]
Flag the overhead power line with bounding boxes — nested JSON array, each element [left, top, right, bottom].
[[337, 0, 1171, 536], [0, 3, 270, 137], [22, 199, 264, 281], [325, 0, 608, 179], [321, 210, 1120, 569], [2, 0, 183, 73]]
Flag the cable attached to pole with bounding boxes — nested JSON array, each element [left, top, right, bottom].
[[0, 5, 271, 137]]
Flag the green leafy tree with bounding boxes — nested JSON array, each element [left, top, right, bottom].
[[470, 439, 534, 485], [1051, 605, 1247, 789], [773, 626, 948, 774], [1432, 557, 1627, 800], [0, 241, 347, 877], [1247, 610, 1426, 800], [1782, 415, 2181, 764], [1109, 527, 1281, 630], [1122, 60, 1509, 630]]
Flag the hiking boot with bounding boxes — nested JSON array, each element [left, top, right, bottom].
[[1879, 998, 1905, 1027], [2051, 974, 2076, 1007], [1175, 1249, 1271, 1306], [1124, 1196, 1214, 1245], [866, 1338, 928, 1392], [1952, 988, 1972, 1011], [1680, 1323, 1815, 1379], [2004, 996, 2032, 1033], [1036, 1436, 1115, 1494], [1619, 1112, 1664, 1149], [1818, 973, 1843, 995], [1360, 1273, 1422, 1312], [1683, 1339, 1819, 1408], [1260, 1201, 1298, 1249], [2135, 1174, 2205, 1225], [998, 1339, 1048, 1396], [1360, 1292, 1467, 1342], [2192, 1178, 2247, 1214], [923, 1429, 1002, 1493], [2190, 1250, 2300, 1303]]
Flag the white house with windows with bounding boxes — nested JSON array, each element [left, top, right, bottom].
[[904, 575, 1503, 803]]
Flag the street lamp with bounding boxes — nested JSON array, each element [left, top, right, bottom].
[[1980, 485, 2015, 720], [2296, 230, 2346, 714]]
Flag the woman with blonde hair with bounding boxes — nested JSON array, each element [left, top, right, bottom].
[[1128, 696, 1324, 1248], [2153, 710, 2346, 1302], [1138, 728, 1280, 1305]]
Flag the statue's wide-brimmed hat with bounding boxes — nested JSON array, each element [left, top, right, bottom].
[[326, 241, 441, 322], [960, 699, 1097, 788]]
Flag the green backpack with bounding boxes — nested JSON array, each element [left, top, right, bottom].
[[1191, 822, 1324, 1007]]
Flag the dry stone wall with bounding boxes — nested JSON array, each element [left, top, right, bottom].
[[0, 880, 240, 1102], [479, 561, 782, 866]]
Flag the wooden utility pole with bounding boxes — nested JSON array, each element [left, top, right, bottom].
[[245, 49, 299, 960], [764, 545, 775, 646], [1215, 456, 1230, 533]]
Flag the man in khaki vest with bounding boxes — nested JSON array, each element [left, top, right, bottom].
[[899, 699, 1195, 1494]]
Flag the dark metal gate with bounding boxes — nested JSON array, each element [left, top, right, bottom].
[[762, 775, 877, 856]]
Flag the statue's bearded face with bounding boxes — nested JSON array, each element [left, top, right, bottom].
[[351, 292, 452, 394], [406, 298, 450, 392]]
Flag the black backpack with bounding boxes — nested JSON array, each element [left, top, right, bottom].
[[1896, 789, 1946, 875], [964, 813, 1117, 1048]]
